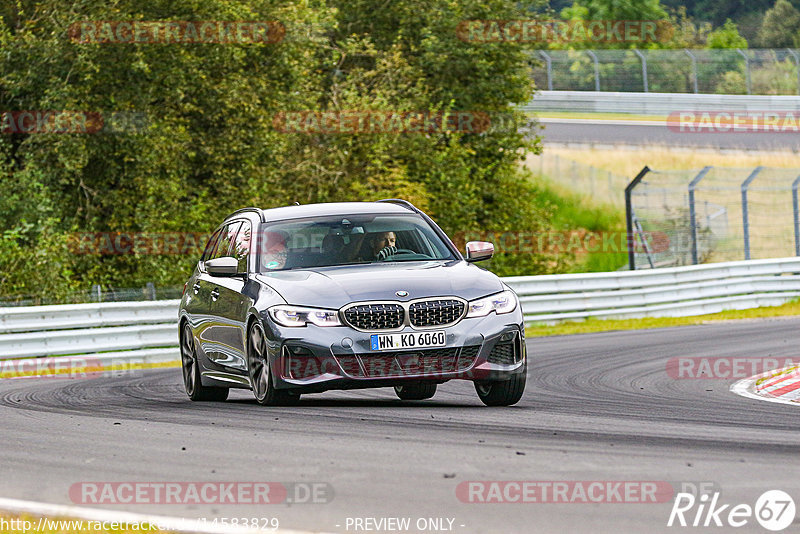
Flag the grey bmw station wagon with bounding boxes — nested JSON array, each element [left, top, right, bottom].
[[179, 200, 526, 406]]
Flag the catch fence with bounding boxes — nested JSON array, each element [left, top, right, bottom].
[[533, 49, 800, 95], [627, 166, 800, 269]]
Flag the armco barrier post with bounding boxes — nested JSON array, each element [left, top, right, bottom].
[[633, 49, 648, 93], [586, 50, 600, 91], [741, 166, 763, 260], [688, 166, 712, 265], [788, 49, 800, 96], [539, 51, 553, 91], [625, 166, 651, 270], [684, 49, 698, 94], [793, 174, 800, 256], [736, 49, 751, 95]]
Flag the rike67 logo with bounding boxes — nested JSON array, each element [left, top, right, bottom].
[[668, 490, 795, 531]]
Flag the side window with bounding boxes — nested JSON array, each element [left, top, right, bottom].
[[232, 220, 252, 272], [201, 229, 222, 262], [210, 221, 242, 261]]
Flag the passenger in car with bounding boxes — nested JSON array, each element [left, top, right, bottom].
[[260, 231, 289, 270]]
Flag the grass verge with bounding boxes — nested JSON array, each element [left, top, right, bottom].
[[755, 365, 800, 387], [533, 175, 628, 273], [525, 299, 800, 337], [533, 111, 667, 122], [542, 146, 800, 178]]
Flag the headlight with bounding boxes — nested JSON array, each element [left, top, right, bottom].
[[268, 305, 342, 327], [466, 290, 517, 318]]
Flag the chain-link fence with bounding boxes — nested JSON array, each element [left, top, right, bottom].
[[534, 48, 800, 95], [628, 166, 800, 269], [530, 154, 800, 269], [531, 152, 630, 206]]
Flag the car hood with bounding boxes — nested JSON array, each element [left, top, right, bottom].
[[254, 260, 504, 308]]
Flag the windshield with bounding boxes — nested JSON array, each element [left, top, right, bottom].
[[256, 213, 456, 272]]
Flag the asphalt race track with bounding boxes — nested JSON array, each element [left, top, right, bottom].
[[540, 119, 800, 151], [1, 319, 799, 533]]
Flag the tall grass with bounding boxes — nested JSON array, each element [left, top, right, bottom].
[[532, 172, 628, 273], [543, 147, 800, 178]]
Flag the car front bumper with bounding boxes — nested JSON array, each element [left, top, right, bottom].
[[263, 310, 526, 393]]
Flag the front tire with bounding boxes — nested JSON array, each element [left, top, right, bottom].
[[181, 323, 229, 402], [394, 383, 437, 400], [247, 322, 300, 406], [474, 364, 526, 406]]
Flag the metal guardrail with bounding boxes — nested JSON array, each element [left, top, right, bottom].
[[522, 91, 800, 116], [505, 257, 800, 323], [0, 300, 179, 334], [1, 257, 799, 365], [0, 300, 181, 372]]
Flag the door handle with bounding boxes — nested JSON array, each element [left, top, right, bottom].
[[192, 283, 201, 294], [210, 288, 220, 301]]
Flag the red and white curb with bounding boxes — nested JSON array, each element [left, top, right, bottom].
[[0, 497, 319, 534], [730, 366, 800, 406]]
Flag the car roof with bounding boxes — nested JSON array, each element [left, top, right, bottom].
[[227, 201, 417, 223]]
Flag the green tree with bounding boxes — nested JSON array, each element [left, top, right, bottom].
[[0, 0, 556, 300], [561, 0, 668, 21], [706, 19, 748, 48], [664, 6, 712, 48], [558, 0, 671, 50], [757, 0, 800, 47]]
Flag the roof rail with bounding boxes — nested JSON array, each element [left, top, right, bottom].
[[226, 207, 265, 222], [377, 198, 420, 213]]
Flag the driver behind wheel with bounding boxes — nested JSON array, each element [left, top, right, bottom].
[[372, 231, 397, 260]]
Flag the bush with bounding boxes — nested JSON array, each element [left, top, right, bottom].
[[0, 0, 556, 299]]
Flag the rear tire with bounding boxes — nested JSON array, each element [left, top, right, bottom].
[[247, 322, 300, 406], [181, 323, 229, 402], [474, 363, 526, 406], [394, 383, 437, 400]]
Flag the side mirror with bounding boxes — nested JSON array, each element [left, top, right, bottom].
[[205, 256, 242, 276], [465, 241, 494, 262]]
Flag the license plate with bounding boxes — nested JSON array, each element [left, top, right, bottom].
[[370, 331, 446, 351]]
